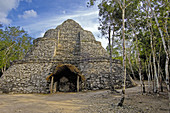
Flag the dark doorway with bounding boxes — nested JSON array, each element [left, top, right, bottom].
[[55, 66, 77, 92], [46, 64, 85, 93]]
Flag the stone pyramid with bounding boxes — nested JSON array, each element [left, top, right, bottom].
[[0, 19, 123, 93]]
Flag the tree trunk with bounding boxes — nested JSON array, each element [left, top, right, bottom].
[[128, 51, 137, 80], [128, 74, 137, 86], [111, 25, 115, 89], [2, 42, 16, 73], [118, 0, 126, 106], [160, 73, 163, 92], [157, 44, 162, 92], [122, 0, 126, 102], [1, 68, 4, 74], [153, 47, 159, 93], [108, 26, 114, 91], [147, 59, 151, 93]]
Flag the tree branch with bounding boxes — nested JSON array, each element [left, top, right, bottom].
[[116, 0, 122, 9], [125, 2, 131, 9]]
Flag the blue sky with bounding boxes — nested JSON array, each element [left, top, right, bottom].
[[0, 0, 108, 48]]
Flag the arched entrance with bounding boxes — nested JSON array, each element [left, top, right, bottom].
[[46, 64, 85, 93]]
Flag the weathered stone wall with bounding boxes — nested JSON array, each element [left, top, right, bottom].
[[0, 63, 52, 93], [81, 41, 109, 58], [25, 38, 57, 60], [80, 61, 123, 90], [0, 60, 124, 93]]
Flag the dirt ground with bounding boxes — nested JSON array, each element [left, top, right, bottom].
[[0, 81, 169, 113]]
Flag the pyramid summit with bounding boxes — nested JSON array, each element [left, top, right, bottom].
[[25, 19, 107, 60], [0, 19, 126, 94], [44, 19, 84, 39]]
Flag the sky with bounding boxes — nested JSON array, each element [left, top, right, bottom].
[[0, 0, 108, 48]]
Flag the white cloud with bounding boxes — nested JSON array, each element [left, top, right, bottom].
[[0, 0, 32, 24], [18, 9, 37, 19], [0, 0, 20, 24]]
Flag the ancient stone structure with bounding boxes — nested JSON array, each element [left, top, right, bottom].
[[0, 19, 125, 94]]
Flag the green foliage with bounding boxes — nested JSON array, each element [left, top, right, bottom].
[[0, 26, 33, 73], [98, 0, 122, 37]]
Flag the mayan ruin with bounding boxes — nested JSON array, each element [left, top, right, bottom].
[[0, 19, 125, 94], [0, 0, 169, 112]]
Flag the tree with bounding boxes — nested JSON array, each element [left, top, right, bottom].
[[0, 26, 33, 74], [116, 0, 127, 106], [97, 0, 122, 91]]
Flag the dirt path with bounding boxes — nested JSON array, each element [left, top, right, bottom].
[[0, 82, 169, 113]]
